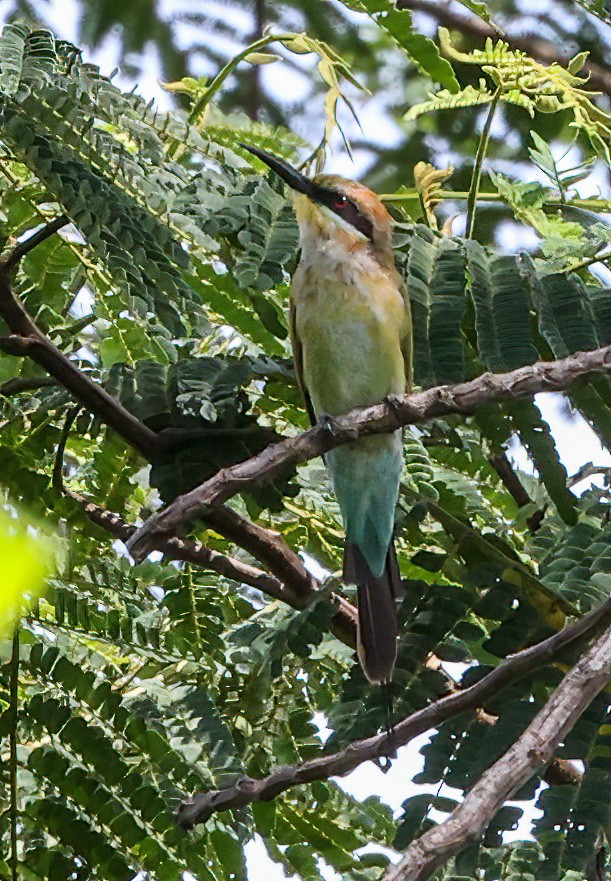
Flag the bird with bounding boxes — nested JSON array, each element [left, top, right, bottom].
[[242, 144, 412, 685]]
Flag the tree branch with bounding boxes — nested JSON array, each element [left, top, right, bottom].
[[385, 623, 611, 881], [51, 405, 354, 636], [71, 489, 301, 604], [0, 218, 319, 606], [568, 461, 611, 488], [399, 0, 611, 98], [1, 214, 69, 271], [0, 251, 158, 458], [0, 375, 59, 396], [175, 597, 611, 829], [128, 345, 611, 561], [489, 450, 546, 532], [69, 489, 357, 640]]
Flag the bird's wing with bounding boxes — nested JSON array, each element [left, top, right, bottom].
[[289, 299, 316, 426]]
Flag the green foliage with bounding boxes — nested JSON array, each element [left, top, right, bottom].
[[534, 695, 610, 878], [409, 29, 611, 161], [0, 11, 610, 881], [106, 356, 298, 509], [0, 508, 54, 637], [341, 0, 459, 92]]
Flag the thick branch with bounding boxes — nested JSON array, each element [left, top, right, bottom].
[[386, 624, 611, 881], [175, 597, 611, 829], [207, 504, 316, 604], [399, 0, 611, 98], [69, 489, 357, 640], [0, 221, 318, 605], [128, 346, 611, 561], [0, 272, 158, 459]]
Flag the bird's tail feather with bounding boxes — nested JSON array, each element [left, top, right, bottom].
[[344, 542, 399, 685]]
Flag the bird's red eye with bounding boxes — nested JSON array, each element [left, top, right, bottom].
[[332, 196, 348, 210]]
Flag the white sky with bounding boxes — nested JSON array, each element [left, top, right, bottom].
[[1, 4, 609, 879]]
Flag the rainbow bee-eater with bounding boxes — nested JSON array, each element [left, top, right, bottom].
[[243, 145, 412, 684]]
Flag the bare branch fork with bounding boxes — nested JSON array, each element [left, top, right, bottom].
[[69, 491, 358, 641], [128, 344, 611, 560], [176, 597, 611, 829], [0, 218, 318, 608], [384, 620, 611, 881]]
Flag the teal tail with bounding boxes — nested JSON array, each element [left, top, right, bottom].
[[326, 434, 403, 683], [344, 541, 399, 685]]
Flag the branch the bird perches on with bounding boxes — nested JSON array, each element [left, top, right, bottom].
[[127, 344, 611, 560]]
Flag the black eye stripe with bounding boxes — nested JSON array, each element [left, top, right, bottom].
[[337, 201, 374, 240], [316, 189, 374, 241]]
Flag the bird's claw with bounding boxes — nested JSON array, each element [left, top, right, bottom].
[[374, 755, 394, 773], [318, 413, 339, 436], [384, 394, 403, 425]]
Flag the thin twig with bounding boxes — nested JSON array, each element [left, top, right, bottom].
[[385, 623, 611, 881], [568, 462, 611, 488], [381, 191, 611, 212], [466, 89, 500, 239], [53, 405, 81, 493], [176, 597, 611, 828], [128, 345, 611, 561], [0, 376, 59, 396], [0, 214, 69, 271]]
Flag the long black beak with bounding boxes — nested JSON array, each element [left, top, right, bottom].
[[240, 143, 320, 198]]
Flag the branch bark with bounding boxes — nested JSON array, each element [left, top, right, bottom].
[[0, 375, 59, 396], [69, 489, 358, 641], [74, 491, 294, 603], [489, 450, 546, 532], [128, 345, 611, 561], [385, 623, 611, 881], [399, 0, 611, 98], [175, 597, 611, 829], [0, 224, 318, 607]]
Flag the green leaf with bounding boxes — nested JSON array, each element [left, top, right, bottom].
[[342, 0, 459, 91]]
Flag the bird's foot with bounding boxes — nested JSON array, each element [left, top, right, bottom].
[[384, 393, 403, 426], [318, 412, 339, 437], [374, 755, 395, 773]]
